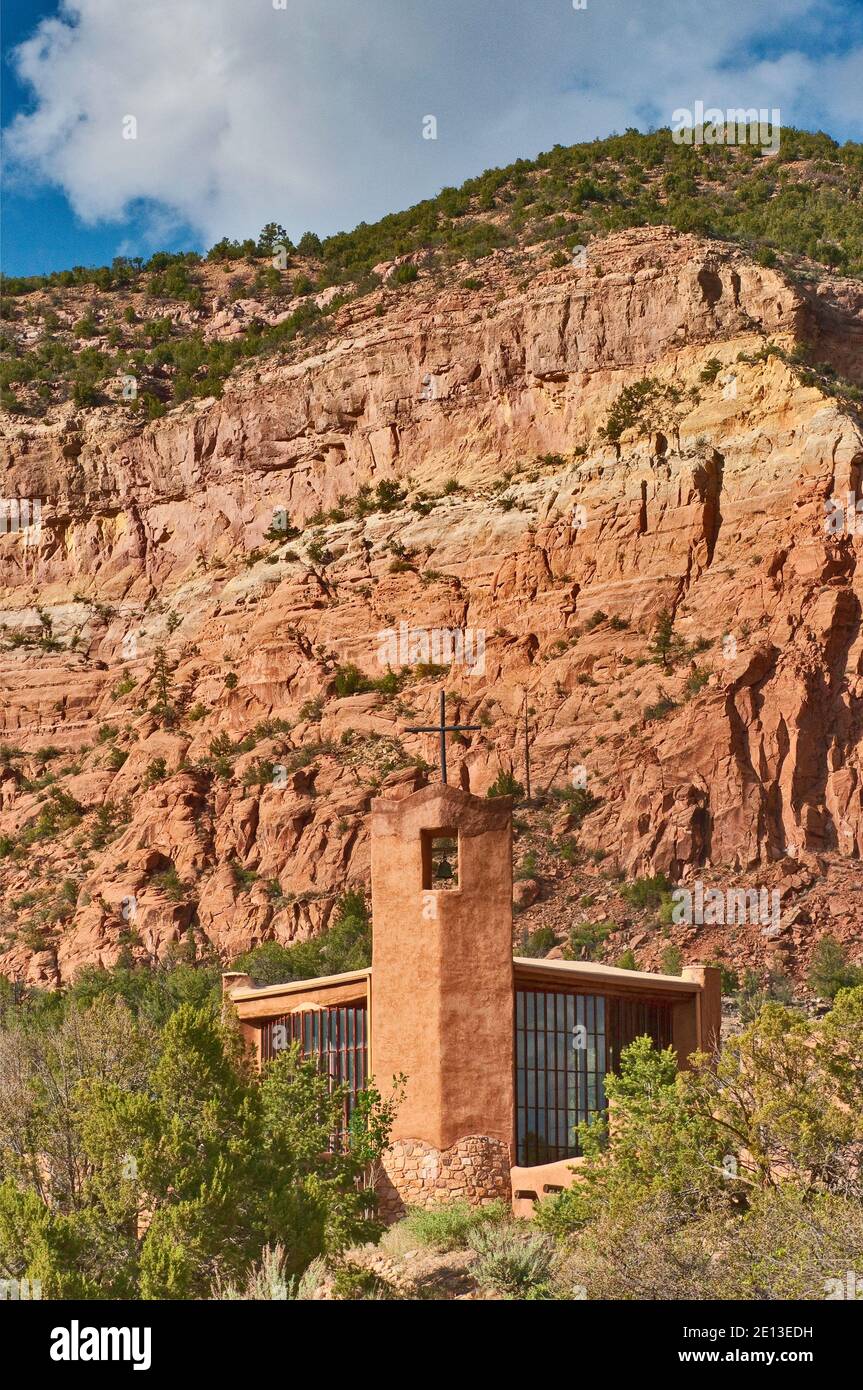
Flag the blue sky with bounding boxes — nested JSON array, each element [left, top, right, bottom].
[[2, 0, 862, 278]]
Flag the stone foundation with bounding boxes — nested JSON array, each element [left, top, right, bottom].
[[377, 1135, 512, 1221]]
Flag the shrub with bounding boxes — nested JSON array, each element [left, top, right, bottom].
[[515, 850, 538, 881], [708, 958, 740, 994], [553, 785, 600, 825], [486, 770, 525, 800], [584, 610, 607, 630], [214, 1243, 291, 1300], [232, 863, 258, 893], [807, 935, 863, 1000], [153, 866, 187, 901], [659, 944, 683, 976], [0, 1001, 399, 1299], [699, 358, 723, 383], [331, 1263, 399, 1300], [232, 890, 372, 985], [644, 696, 677, 722], [736, 968, 793, 1023], [20, 787, 82, 844], [333, 663, 372, 698], [520, 926, 556, 958], [684, 666, 710, 698], [391, 262, 419, 285], [470, 1224, 555, 1296], [400, 1199, 509, 1251], [620, 873, 672, 911], [306, 533, 331, 566], [565, 920, 613, 961]]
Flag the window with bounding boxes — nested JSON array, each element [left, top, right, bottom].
[[262, 1003, 367, 1128], [421, 830, 459, 890], [516, 988, 606, 1166], [515, 987, 674, 1166], [606, 995, 674, 1072]]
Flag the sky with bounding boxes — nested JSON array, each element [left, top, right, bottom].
[[1, 0, 862, 277]]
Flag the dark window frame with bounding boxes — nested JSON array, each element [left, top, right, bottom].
[[261, 1002, 368, 1131], [515, 983, 674, 1166]]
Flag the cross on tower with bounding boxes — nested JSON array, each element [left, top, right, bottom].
[[404, 689, 481, 785]]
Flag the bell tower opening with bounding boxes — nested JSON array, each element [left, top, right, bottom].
[[421, 830, 459, 890]]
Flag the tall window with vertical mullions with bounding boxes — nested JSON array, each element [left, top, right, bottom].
[[516, 989, 607, 1166], [261, 1004, 368, 1130], [515, 987, 675, 1166]]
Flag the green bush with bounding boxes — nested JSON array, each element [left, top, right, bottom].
[[520, 926, 556, 957], [232, 890, 372, 984], [331, 1262, 399, 1300], [620, 873, 672, 910], [334, 663, 372, 698], [0, 1001, 399, 1298], [644, 696, 678, 722], [659, 944, 683, 976], [486, 770, 525, 800], [553, 785, 600, 825], [515, 850, 538, 881], [400, 1199, 509, 1250], [565, 919, 613, 961], [391, 262, 419, 285], [807, 935, 863, 1000], [470, 1224, 555, 1296]]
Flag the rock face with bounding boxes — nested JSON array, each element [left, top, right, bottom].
[[1, 226, 862, 987]]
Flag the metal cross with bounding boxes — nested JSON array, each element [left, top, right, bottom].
[[404, 689, 481, 785]]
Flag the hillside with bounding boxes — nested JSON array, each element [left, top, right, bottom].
[[1, 128, 863, 1000]]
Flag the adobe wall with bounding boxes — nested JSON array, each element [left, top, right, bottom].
[[370, 785, 515, 1154]]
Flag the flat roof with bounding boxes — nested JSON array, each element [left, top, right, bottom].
[[228, 968, 371, 1003], [513, 956, 700, 993], [227, 958, 700, 1003]]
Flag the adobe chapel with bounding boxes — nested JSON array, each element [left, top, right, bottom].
[[224, 783, 721, 1218]]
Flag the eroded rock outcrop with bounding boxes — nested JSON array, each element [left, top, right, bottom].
[[1, 227, 862, 986]]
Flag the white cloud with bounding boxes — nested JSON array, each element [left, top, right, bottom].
[[4, 0, 862, 250]]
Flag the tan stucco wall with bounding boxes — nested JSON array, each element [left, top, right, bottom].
[[370, 785, 515, 1155]]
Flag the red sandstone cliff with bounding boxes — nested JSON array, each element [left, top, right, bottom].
[[2, 226, 862, 988]]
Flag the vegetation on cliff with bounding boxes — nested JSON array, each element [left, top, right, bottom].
[[1, 126, 861, 415]]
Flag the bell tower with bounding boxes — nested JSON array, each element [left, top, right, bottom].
[[370, 783, 514, 1213]]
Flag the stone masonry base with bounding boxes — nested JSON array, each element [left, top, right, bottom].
[[377, 1135, 512, 1221]]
